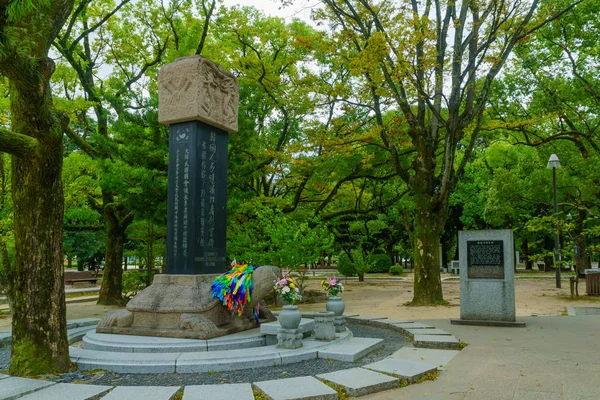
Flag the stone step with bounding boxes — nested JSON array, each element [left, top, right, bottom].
[[71, 347, 180, 374], [253, 376, 338, 400], [99, 386, 181, 400], [68, 326, 97, 344], [318, 337, 384, 362], [16, 383, 112, 400], [413, 335, 460, 350], [317, 367, 399, 397], [388, 347, 459, 368], [0, 377, 55, 400], [67, 318, 101, 329], [83, 331, 208, 353], [404, 328, 452, 339], [72, 329, 353, 374], [363, 359, 437, 382], [0, 374, 9, 380], [183, 383, 254, 400], [0, 331, 9, 346]]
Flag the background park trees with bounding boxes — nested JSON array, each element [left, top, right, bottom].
[[1, 0, 600, 376]]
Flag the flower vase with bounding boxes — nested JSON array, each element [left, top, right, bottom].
[[326, 296, 345, 317], [278, 305, 302, 329]]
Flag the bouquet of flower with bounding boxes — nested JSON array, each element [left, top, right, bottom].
[[274, 274, 302, 304], [321, 276, 344, 296]]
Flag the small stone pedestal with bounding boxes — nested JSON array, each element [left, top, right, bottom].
[[277, 328, 303, 349], [315, 312, 335, 341], [334, 316, 346, 333]]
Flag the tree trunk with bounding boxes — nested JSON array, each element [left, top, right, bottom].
[[574, 210, 591, 278], [97, 221, 126, 306], [358, 272, 364, 282], [10, 127, 69, 376], [411, 184, 445, 305], [147, 222, 154, 286], [521, 238, 533, 270]]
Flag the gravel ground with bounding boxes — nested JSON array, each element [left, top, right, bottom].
[[0, 323, 409, 386], [0, 344, 9, 371]]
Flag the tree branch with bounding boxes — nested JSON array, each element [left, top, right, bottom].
[[0, 127, 39, 158]]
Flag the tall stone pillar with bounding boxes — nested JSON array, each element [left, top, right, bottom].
[[96, 56, 279, 340], [158, 56, 239, 274]]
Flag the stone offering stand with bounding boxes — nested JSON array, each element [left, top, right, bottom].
[[0, 314, 464, 399]]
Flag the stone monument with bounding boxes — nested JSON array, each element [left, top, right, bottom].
[[451, 229, 525, 327], [97, 56, 278, 339]]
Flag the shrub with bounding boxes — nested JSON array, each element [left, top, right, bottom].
[[389, 265, 404, 276], [337, 252, 356, 277], [368, 253, 392, 273], [122, 269, 156, 299]]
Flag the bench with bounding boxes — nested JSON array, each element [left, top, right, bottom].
[[64, 271, 102, 286]]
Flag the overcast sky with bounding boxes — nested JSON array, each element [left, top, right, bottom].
[[221, 0, 316, 20]]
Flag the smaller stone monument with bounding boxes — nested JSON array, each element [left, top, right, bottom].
[[451, 229, 525, 327]]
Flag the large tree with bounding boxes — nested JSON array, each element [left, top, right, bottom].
[[0, 0, 72, 375], [306, 0, 581, 304]]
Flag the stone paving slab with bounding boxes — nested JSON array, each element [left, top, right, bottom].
[[183, 383, 254, 400], [253, 376, 338, 400], [261, 319, 315, 336], [17, 383, 112, 400], [317, 367, 399, 397], [413, 334, 460, 350], [318, 337, 384, 362], [363, 359, 437, 382], [404, 328, 453, 338], [0, 373, 9, 380], [0, 377, 55, 400], [389, 347, 459, 368], [369, 319, 414, 329], [349, 316, 388, 321], [391, 323, 435, 330], [100, 386, 181, 400]]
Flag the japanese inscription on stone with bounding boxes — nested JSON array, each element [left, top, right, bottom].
[[160, 56, 237, 275], [467, 240, 505, 279]]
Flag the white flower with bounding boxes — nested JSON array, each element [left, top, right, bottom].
[[282, 286, 291, 294]]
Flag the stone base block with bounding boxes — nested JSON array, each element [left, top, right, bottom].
[[314, 312, 336, 341], [451, 319, 526, 327], [334, 316, 346, 333], [96, 273, 277, 340], [277, 328, 303, 350]]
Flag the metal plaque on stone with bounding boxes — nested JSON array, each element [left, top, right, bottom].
[[467, 240, 505, 279]]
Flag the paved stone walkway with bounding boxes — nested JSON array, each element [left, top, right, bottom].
[[363, 314, 600, 399]]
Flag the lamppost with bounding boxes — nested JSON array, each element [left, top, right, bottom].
[[547, 154, 561, 288]]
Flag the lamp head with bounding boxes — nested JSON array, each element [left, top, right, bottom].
[[547, 154, 560, 169]]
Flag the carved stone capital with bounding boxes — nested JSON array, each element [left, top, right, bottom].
[[158, 56, 239, 133]]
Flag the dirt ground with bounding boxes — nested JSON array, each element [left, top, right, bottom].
[[300, 276, 600, 320], [2, 277, 598, 331]]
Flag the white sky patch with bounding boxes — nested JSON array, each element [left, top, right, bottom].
[[221, 0, 316, 21]]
